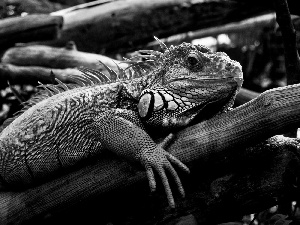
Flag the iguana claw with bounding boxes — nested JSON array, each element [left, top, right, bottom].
[[142, 147, 190, 208]]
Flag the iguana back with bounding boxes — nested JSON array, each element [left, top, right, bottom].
[[0, 84, 121, 186]]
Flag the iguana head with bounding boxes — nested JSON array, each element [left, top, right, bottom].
[[137, 42, 243, 129]]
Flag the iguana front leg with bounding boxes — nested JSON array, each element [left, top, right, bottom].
[[92, 109, 190, 208]]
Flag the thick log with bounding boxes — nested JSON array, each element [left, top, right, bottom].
[[0, 63, 82, 86], [147, 13, 277, 48], [1, 44, 123, 70], [48, 0, 275, 54], [0, 82, 299, 224], [171, 83, 300, 163], [0, 44, 127, 86], [0, 14, 63, 49], [146, 14, 299, 49]]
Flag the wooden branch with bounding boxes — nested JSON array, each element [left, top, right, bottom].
[[274, 0, 300, 137], [0, 14, 63, 49], [1, 44, 123, 70], [147, 13, 277, 48], [170, 83, 300, 163], [0, 83, 300, 224], [0, 44, 127, 86], [0, 63, 82, 86], [46, 0, 274, 54], [51, 0, 115, 15], [192, 136, 300, 224], [274, 0, 300, 85]]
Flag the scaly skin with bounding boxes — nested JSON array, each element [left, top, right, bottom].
[[0, 41, 243, 207]]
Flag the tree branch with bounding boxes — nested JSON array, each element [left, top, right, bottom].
[[274, 0, 300, 137], [0, 14, 63, 50], [1, 43, 124, 71], [0, 44, 127, 87], [274, 0, 300, 85], [47, 0, 275, 54], [0, 83, 300, 224]]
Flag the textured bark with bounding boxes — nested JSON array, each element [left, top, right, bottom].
[[0, 14, 63, 49], [146, 13, 277, 49], [0, 83, 299, 224], [2, 0, 299, 56], [47, 0, 277, 54], [1, 44, 123, 70], [169, 84, 300, 167], [0, 44, 126, 87], [0, 63, 82, 86]]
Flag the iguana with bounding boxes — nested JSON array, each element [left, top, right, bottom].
[[0, 38, 243, 208]]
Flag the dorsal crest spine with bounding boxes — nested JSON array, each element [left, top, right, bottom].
[[0, 37, 171, 132]]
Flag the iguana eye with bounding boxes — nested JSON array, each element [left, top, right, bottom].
[[187, 53, 200, 67]]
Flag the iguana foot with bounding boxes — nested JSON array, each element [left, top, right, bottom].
[[140, 147, 190, 208]]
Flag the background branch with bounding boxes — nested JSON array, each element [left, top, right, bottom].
[[0, 14, 63, 50], [274, 0, 300, 85], [0, 44, 126, 87], [274, 0, 300, 137], [46, 0, 281, 54]]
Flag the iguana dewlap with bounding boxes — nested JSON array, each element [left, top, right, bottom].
[[0, 39, 243, 208]]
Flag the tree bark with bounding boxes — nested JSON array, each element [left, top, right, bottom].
[[0, 83, 300, 224], [0, 14, 63, 50], [0, 44, 127, 87], [47, 0, 277, 54], [1, 43, 124, 70], [0, 63, 82, 86], [146, 13, 277, 49]]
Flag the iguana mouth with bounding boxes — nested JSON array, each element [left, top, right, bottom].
[[170, 76, 241, 85], [170, 73, 243, 85], [170, 77, 232, 82]]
